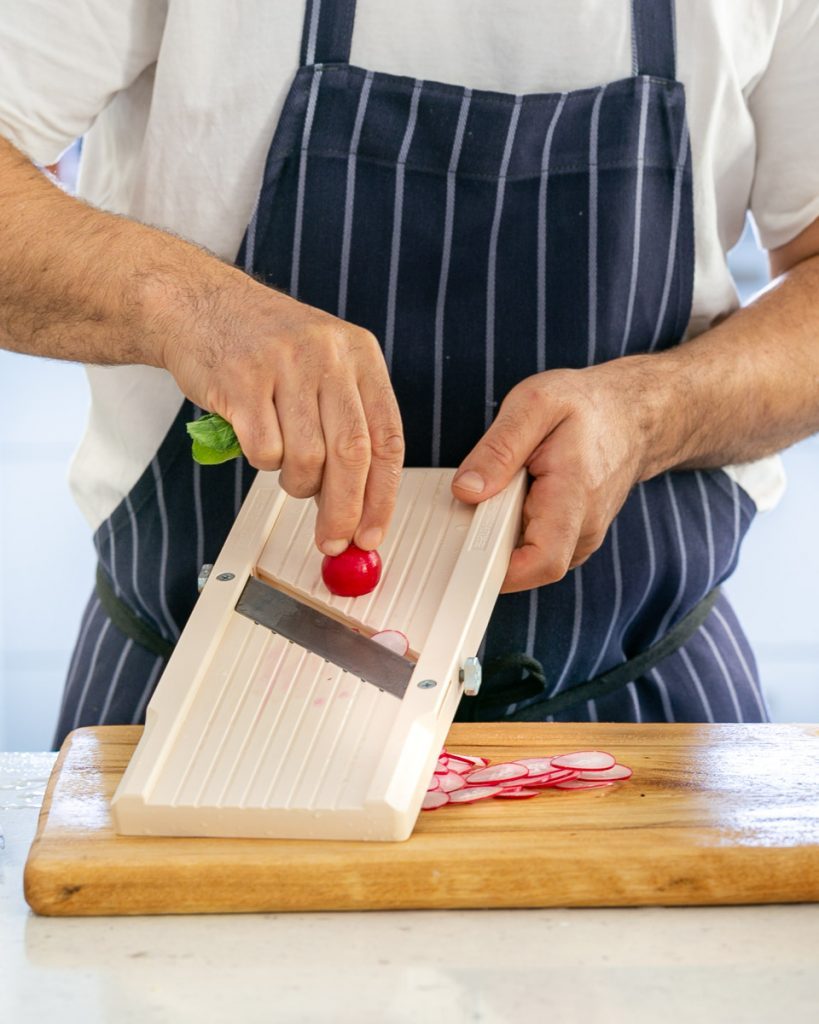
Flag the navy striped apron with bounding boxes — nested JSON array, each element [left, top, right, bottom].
[[53, 0, 769, 748]]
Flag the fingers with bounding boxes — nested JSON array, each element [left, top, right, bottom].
[[189, 281, 404, 551], [313, 347, 404, 554], [353, 370, 404, 550], [231, 399, 283, 471], [452, 381, 558, 505], [314, 379, 371, 555], [275, 382, 326, 503], [265, 325, 403, 555], [500, 472, 586, 593], [454, 378, 614, 592]]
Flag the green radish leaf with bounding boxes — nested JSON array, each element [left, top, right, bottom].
[[186, 412, 239, 451], [186, 413, 243, 465], [190, 438, 243, 465]]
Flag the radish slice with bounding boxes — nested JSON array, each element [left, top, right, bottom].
[[553, 779, 614, 790], [444, 752, 488, 769], [497, 774, 542, 788], [515, 768, 565, 783], [438, 771, 467, 793], [447, 785, 503, 803], [514, 758, 555, 775], [427, 775, 441, 792], [422, 791, 450, 809], [465, 762, 528, 785], [442, 751, 475, 766], [520, 769, 580, 788], [434, 759, 449, 775], [497, 769, 561, 787], [371, 629, 409, 657], [550, 750, 616, 772], [494, 787, 540, 799], [576, 763, 633, 781]]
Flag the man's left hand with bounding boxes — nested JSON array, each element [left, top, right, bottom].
[[452, 221, 819, 591], [451, 363, 651, 593]]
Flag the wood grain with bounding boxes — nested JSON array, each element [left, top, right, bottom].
[[24, 723, 819, 916]]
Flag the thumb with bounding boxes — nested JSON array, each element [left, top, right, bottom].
[[452, 388, 551, 504]]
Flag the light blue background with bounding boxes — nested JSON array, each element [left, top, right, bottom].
[[1, 220, 817, 750]]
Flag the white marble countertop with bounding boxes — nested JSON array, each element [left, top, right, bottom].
[[2, 752, 819, 1024]]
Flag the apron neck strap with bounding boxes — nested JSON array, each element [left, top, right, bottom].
[[299, 0, 676, 80], [300, 0, 357, 66], [631, 0, 677, 79]]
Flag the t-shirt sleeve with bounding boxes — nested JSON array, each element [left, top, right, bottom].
[[0, 0, 167, 164], [747, 0, 819, 251]]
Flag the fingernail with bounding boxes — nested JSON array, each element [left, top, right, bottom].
[[453, 470, 485, 494], [357, 527, 383, 550], [321, 538, 349, 557]]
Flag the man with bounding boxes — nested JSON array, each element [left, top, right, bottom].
[[0, 0, 817, 745]]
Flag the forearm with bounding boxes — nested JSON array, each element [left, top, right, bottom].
[[0, 136, 405, 552], [627, 253, 819, 479], [0, 134, 223, 366]]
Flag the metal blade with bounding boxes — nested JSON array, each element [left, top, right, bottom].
[[235, 576, 414, 700]]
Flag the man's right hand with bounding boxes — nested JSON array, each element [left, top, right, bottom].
[[155, 268, 404, 556]]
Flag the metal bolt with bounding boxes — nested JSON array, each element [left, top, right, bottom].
[[216, 572, 235, 582], [460, 657, 482, 697], [197, 564, 214, 593], [417, 679, 437, 690]]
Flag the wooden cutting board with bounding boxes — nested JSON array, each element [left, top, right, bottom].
[[24, 723, 819, 916]]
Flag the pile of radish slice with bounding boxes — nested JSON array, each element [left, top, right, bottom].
[[422, 749, 632, 810]]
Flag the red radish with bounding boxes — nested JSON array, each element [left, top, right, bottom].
[[576, 763, 633, 781], [427, 776, 441, 792], [438, 772, 467, 794], [447, 785, 503, 803], [494, 787, 540, 799], [553, 779, 614, 790], [550, 750, 616, 772], [422, 791, 450, 810], [321, 545, 382, 597], [371, 629, 409, 656], [465, 762, 529, 785]]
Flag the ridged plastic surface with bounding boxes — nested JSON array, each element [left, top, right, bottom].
[[257, 468, 472, 648], [111, 468, 525, 840]]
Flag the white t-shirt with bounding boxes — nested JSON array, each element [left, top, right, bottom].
[[2, 0, 817, 529]]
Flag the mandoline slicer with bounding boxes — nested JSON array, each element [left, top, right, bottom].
[[112, 467, 526, 841]]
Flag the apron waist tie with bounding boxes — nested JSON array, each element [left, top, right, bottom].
[[469, 587, 721, 722], [95, 564, 175, 661], [95, 563, 718, 719]]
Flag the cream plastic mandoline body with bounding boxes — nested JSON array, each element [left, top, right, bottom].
[[112, 467, 526, 841]]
